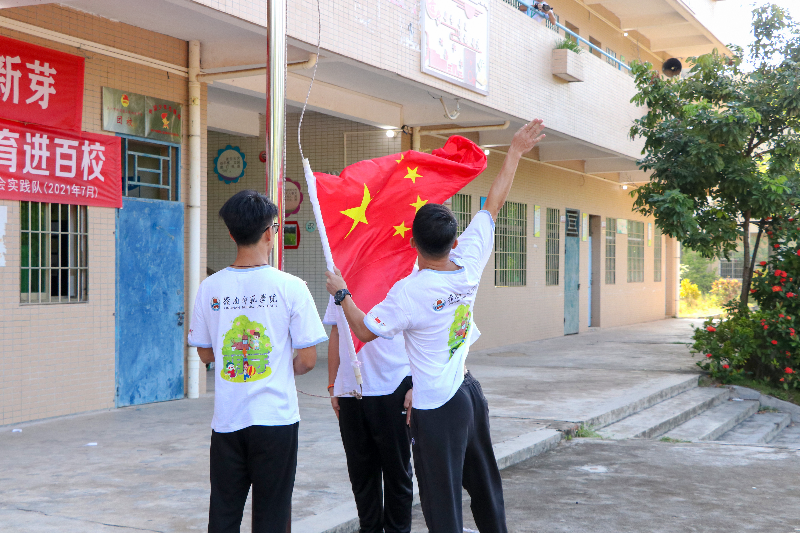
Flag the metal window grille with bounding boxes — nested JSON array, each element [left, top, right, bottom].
[[719, 258, 744, 279], [451, 193, 472, 235], [495, 201, 527, 287], [605, 218, 616, 284], [627, 220, 645, 283], [121, 137, 180, 201], [565, 209, 579, 237], [546, 208, 560, 286], [20, 202, 88, 304], [654, 226, 663, 282], [606, 47, 618, 66]]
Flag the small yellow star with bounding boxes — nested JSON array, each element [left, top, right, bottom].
[[395, 153, 404, 164], [410, 195, 428, 213], [340, 184, 372, 238], [404, 166, 422, 183], [393, 221, 411, 238]]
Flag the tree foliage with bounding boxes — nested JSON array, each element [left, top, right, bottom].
[[629, 4, 800, 307]]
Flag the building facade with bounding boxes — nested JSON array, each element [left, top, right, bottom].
[[0, 0, 728, 425]]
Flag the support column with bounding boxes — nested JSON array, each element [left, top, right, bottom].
[[266, 0, 287, 270], [411, 126, 421, 151], [665, 236, 681, 318], [187, 39, 201, 399]]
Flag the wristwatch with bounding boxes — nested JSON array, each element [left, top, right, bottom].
[[334, 289, 352, 306]]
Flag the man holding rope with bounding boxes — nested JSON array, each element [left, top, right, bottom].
[[325, 295, 413, 533], [325, 119, 546, 533]]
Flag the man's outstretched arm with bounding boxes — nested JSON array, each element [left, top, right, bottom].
[[482, 119, 546, 221], [325, 268, 378, 343]]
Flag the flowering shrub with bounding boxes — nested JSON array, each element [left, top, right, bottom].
[[709, 278, 742, 306], [680, 279, 701, 304], [693, 214, 799, 390]]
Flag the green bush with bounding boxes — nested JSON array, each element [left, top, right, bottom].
[[681, 248, 719, 293], [554, 38, 583, 54], [680, 279, 701, 303], [710, 278, 742, 306], [693, 214, 799, 390]]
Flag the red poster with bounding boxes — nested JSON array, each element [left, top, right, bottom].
[[0, 35, 85, 131], [0, 118, 122, 208]]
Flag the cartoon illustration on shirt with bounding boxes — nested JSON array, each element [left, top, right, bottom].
[[221, 315, 273, 383], [447, 304, 471, 359]]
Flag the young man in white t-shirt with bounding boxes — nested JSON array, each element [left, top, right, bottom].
[[324, 296, 413, 533], [325, 120, 546, 533], [188, 190, 327, 533]]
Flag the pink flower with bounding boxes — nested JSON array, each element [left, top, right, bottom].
[[760, 261, 768, 266], [780, 314, 785, 318], [773, 286, 783, 292], [706, 353, 712, 358], [764, 325, 769, 329], [707, 326, 716, 332], [788, 293, 797, 298], [786, 367, 795, 374], [723, 364, 730, 369]]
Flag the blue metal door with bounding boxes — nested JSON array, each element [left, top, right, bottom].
[[116, 197, 185, 407], [564, 209, 580, 335], [587, 236, 592, 327]]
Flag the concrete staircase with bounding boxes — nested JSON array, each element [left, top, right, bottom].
[[597, 380, 800, 448]]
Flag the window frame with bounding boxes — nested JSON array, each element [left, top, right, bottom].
[[451, 193, 472, 235], [627, 220, 645, 283], [494, 200, 527, 287], [654, 225, 663, 282], [546, 208, 560, 286], [119, 134, 181, 202], [605, 217, 616, 284]]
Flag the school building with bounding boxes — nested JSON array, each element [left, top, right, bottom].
[[0, 0, 728, 425]]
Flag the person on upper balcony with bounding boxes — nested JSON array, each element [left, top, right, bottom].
[[530, 1, 557, 26]]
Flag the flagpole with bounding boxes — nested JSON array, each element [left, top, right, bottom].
[[303, 158, 363, 391]]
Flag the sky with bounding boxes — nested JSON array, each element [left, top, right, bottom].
[[713, 0, 800, 49]]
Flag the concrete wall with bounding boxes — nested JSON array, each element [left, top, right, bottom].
[[0, 4, 207, 425]]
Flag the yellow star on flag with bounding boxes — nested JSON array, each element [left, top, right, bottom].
[[410, 195, 428, 213], [395, 153, 404, 164], [404, 166, 422, 184], [393, 221, 410, 238], [341, 184, 371, 238]]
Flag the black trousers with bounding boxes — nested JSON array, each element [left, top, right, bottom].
[[338, 376, 414, 533], [208, 423, 299, 533], [410, 372, 507, 533]]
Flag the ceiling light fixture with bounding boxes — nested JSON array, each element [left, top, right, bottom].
[[386, 130, 396, 138]]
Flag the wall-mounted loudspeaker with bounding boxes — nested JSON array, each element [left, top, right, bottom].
[[662, 58, 682, 78]]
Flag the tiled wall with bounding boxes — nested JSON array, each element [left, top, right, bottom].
[[0, 5, 207, 425], [207, 111, 400, 317]]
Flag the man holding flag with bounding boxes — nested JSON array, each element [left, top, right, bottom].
[[322, 119, 546, 533]]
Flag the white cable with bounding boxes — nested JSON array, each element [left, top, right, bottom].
[[298, 0, 322, 160]]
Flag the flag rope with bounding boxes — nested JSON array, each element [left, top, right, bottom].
[[296, 0, 364, 399]]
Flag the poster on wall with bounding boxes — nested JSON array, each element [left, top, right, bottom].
[[214, 145, 246, 184], [102, 88, 182, 143], [285, 177, 303, 216], [421, 0, 489, 95], [0, 35, 85, 131], [0, 117, 122, 208]]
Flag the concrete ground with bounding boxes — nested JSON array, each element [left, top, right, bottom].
[[410, 439, 800, 533], [0, 319, 720, 532]]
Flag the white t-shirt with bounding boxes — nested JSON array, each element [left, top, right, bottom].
[[188, 265, 327, 432], [324, 296, 410, 397], [364, 210, 493, 410]]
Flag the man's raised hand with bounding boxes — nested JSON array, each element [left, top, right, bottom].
[[509, 119, 546, 157]]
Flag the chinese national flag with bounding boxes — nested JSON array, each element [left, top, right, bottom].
[[314, 135, 487, 351]]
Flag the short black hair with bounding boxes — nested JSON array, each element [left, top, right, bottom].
[[412, 203, 458, 258], [219, 190, 278, 246]]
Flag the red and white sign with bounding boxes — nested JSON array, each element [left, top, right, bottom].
[[0, 118, 122, 208], [0, 35, 85, 131]]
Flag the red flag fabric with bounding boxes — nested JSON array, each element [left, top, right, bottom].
[[314, 135, 487, 352]]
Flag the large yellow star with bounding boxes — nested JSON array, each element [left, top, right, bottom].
[[410, 195, 428, 213], [395, 153, 404, 164], [341, 184, 371, 238], [404, 166, 422, 183], [393, 221, 410, 238]]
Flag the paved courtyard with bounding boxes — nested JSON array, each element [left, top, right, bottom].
[[0, 319, 722, 532]]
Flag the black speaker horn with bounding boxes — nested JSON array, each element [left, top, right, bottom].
[[662, 58, 682, 78]]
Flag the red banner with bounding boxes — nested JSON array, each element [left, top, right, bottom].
[[0, 34, 85, 131], [0, 118, 122, 208]]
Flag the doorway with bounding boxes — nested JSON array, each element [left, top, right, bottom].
[[564, 208, 580, 335]]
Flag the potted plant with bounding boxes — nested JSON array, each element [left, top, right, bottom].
[[552, 38, 584, 82]]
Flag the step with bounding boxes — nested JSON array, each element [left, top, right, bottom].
[[769, 423, 800, 449], [598, 387, 730, 440], [663, 399, 759, 442], [717, 412, 792, 444]]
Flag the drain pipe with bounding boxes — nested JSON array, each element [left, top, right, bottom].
[[411, 121, 510, 151], [187, 40, 202, 399]]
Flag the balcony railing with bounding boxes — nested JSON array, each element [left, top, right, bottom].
[[500, 0, 632, 72]]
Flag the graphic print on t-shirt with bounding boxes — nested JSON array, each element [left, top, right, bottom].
[[220, 315, 273, 383], [448, 304, 471, 359]]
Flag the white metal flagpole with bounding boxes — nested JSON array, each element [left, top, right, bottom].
[[303, 158, 363, 392]]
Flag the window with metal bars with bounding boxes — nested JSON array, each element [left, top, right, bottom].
[[20, 202, 88, 304], [627, 220, 645, 282], [605, 218, 616, 284], [654, 226, 663, 282], [719, 258, 744, 279], [451, 193, 472, 235], [546, 208, 560, 286], [494, 201, 527, 287], [121, 137, 180, 201]]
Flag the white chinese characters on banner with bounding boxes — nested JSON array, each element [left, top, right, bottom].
[[0, 175, 98, 199], [0, 56, 56, 109], [0, 55, 21, 104], [0, 128, 107, 183]]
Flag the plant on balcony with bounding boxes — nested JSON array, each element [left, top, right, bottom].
[[629, 3, 800, 309], [554, 38, 582, 54]]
